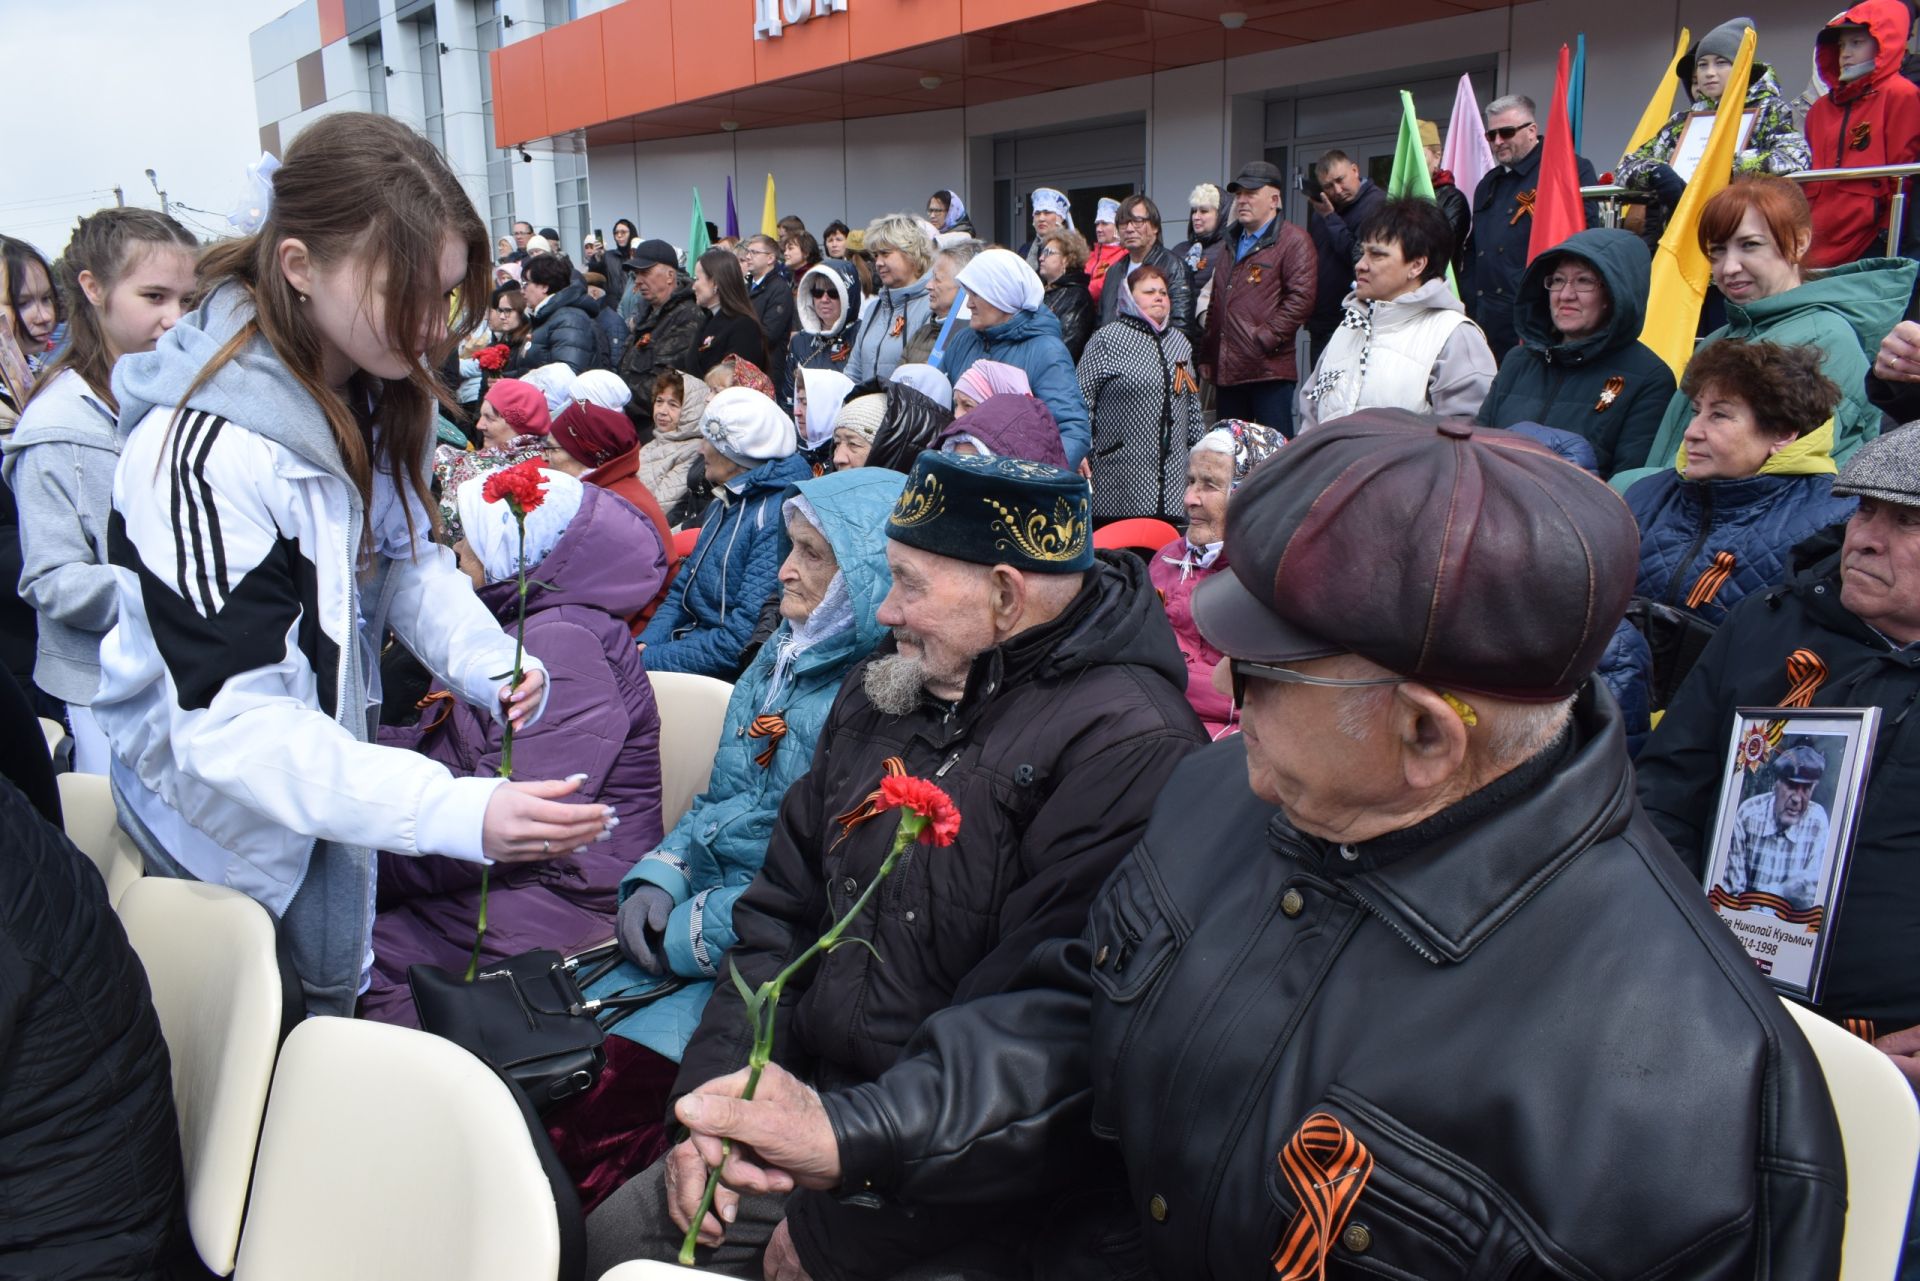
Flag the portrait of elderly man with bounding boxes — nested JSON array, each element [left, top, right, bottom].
[[584, 452, 1204, 1280], [664, 411, 1846, 1280], [1723, 744, 1832, 911]]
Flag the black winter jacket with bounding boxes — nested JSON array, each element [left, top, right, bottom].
[[1434, 178, 1471, 280], [865, 382, 953, 473], [674, 553, 1205, 1281], [1475, 227, 1677, 476], [1172, 227, 1225, 306], [1043, 270, 1097, 363], [0, 779, 191, 1279], [1638, 551, 1920, 1029], [825, 687, 1847, 1280], [1309, 179, 1386, 331], [749, 273, 797, 381], [515, 283, 610, 374], [619, 277, 704, 397], [687, 308, 769, 379], [1097, 243, 1195, 345]]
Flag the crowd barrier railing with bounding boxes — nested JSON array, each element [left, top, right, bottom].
[[1581, 162, 1920, 257]]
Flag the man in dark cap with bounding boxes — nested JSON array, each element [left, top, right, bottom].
[[1640, 423, 1920, 1076], [1199, 160, 1317, 434], [1724, 744, 1831, 911], [619, 238, 703, 401], [663, 412, 1845, 1279], [585, 452, 1204, 1280]]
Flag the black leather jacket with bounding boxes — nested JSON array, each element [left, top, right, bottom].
[[1043, 271, 1097, 363], [825, 686, 1847, 1280]]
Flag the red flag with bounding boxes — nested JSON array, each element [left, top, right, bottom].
[[1527, 44, 1586, 263]]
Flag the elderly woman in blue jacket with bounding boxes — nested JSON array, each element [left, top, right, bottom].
[[956, 247, 1091, 467], [637, 388, 810, 678], [559, 466, 905, 1205], [1626, 340, 1854, 627]]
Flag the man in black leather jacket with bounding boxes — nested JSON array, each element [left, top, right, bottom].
[[670, 413, 1847, 1281]]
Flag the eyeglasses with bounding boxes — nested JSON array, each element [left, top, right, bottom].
[[808, 286, 835, 299], [1228, 658, 1404, 710], [744, 246, 774, 258], [1484, 122, 1535, 142], [1544, 275, 1602, 295], [1039, 246, 1063, 259], [1119, 215, 1152, 227]]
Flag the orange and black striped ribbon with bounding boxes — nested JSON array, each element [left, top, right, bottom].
[[1846, 1018, 1879, 1043], [831, 756, 907, 842], [746, 714, 789, 768], [1765, 649, 1828, 747], [414, 689, 456, 733], [1685, 551, 1736, 609], [1271, 1114, 1374, 1280], [1509, 189, 1537, 225], [1706, 885, 1825, 930]]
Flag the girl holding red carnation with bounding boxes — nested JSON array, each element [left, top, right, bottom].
[[90, 114, 616, 1018]]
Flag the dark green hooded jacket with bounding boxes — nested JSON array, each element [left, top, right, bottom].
[[1475, 228, 1676, 476]]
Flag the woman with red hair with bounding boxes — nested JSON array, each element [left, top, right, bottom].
[[1621, 175, 1914, 483]]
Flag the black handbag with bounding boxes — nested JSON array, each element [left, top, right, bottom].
[[410, 943, 685, 1115], [1623, 596, 1721, 711]]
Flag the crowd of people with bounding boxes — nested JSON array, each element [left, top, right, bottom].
[[5, 4, 1920, 1277]]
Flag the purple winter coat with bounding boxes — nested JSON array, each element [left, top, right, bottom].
[[360, 483, 669, 1026]]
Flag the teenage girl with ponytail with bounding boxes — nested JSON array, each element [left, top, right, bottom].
[[3, 210, 197, 773], [93, 112, 614, 1016]]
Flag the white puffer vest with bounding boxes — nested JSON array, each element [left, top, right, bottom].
[[1305, 279, 1472, 424]]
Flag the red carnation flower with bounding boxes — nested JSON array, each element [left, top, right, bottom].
[[481, 458, 548, 515], [879, 774, 961, 847], [476, 343, 511, 372]]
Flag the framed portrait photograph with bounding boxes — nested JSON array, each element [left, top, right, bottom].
[[1700, 707, 1881, 1003], [1670, 109, 1760, 183]]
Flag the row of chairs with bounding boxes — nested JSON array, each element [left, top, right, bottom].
[[53, 673, 734, 1280], [48, 676, 1920, 1277]]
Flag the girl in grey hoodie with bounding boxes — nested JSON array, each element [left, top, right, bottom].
[[2, 208, 196, 772]]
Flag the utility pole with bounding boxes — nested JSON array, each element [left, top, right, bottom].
[[113, 186, 124, 207], [145, 168, 169, 217]]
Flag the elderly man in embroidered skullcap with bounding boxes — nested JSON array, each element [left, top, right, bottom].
[[1641, 422, 1920, 1114], [663, 412, 1846, 1280], [585, 451, 1204, 1281]]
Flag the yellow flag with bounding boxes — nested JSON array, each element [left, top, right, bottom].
[[1624, 28, 1691, 157], [761, 174, 778, 238], [1641, 25, 1755, 378]]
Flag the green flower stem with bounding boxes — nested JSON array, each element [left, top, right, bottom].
[[467, 512, 531, 982], [678, 810, 926, 1266]]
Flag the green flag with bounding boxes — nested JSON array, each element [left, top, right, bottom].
[[688, 188, 711, 265], [1388, 90, 1436, 201], [1388, 89, 1457, 295]]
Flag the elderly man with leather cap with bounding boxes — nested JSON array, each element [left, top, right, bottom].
[[663, 411, 1846, 1281]]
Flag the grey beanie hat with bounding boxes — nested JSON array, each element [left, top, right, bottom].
[[1694, 17, 1755, 68], [1832, 422, 1920, 507]]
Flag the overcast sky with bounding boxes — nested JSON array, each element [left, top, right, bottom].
[[3, 0, 293, 257]]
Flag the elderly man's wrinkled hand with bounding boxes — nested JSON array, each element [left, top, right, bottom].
[[665, 1136, 738, 1247], [1874, 321, 1920, 384], [1875, 1023, 1920, 1097], [676, 1064, 843, 1194]]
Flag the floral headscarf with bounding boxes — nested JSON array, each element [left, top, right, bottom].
[[1193, 419, 1285, 487]]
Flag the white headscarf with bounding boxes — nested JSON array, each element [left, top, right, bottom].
[[957, 248, 1045, 316], [889, 363, 953, 409], [937, 190, 968, 231], [1031, 187, 1073, 229], [570, 368, 632, 412], [796, 367, 856, 450], [456, 468, 585, 585], [700, 386, 799, 467], [523, 363, 578, 418]]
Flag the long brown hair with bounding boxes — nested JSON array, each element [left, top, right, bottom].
[[32, 208, 197, 413], [179, 113, 489, 544], [696, 248, 763, 334]]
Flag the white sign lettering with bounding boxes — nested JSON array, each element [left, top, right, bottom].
[[755, 0, 846, 40]]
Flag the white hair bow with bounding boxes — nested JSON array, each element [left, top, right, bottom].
[[227, 152, 282, 235]]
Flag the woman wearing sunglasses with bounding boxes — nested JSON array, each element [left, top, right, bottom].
[[787, 263, 861, 389]]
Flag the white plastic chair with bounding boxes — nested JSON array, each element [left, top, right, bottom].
[[58, 771, 144, 906], [600, 1263, 726, 1278], [117, 877, 282, 1277], [648, 671, 734, 830], [1782, 999, 1920, 1278], [234, 1017, 563, 1281], [38, 715, 64, 759]]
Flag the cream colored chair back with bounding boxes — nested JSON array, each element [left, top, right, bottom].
[[600, 1263, 726, 1279], [117, 877, 282, 1276], [1782, 999, 1920, 1279], [235, 1017, 562, 1281], [58, 771, 143, 906], [647, 671, 734, 830], [38, 715, 64, 759]]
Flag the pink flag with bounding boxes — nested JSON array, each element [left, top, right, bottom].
[[1442, 73, 1496, 198]]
